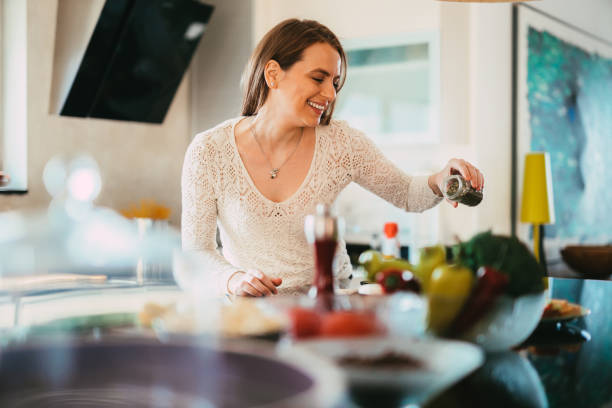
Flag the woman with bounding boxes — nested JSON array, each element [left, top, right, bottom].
[[182, 19, 484, 297]]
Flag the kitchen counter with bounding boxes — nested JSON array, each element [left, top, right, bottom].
[[1, 277, 610, 408], [424, 277, 612, 408]]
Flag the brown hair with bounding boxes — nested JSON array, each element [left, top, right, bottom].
[[241, 19, 347, 126]]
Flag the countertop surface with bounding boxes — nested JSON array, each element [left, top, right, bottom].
[[425, 277, 612, 408], [1, 277, 610, 408]]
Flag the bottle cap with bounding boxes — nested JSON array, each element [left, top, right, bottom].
[[383, 222, 398, 238]]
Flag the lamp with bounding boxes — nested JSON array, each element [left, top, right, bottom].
[[520, 152, 555, 272]]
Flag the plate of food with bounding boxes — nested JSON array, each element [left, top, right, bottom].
[[142, 297, 286, 341], [541, 299, 590, 322], [286, 336, 483, 407]]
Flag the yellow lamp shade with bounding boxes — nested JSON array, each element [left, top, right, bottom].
[[520, 152, 555, 224]]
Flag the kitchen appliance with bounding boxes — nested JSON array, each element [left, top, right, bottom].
[[60, 0, 214, 123]]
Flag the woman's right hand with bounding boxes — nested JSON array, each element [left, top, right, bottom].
[[228, 269, 282, 297]]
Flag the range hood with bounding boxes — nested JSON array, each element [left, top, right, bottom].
[[59, 0, 213, 124]]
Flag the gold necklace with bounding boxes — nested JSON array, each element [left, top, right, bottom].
[[250, 123, 304, 180]]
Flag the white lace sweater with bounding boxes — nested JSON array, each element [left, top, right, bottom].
[[181, 117, 443, 296]]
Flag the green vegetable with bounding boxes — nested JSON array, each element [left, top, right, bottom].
[[452, 231, 545, 297], [358, 250, 415, 282]]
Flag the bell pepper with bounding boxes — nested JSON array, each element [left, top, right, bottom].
[[358, 250, 415, 282], [449, 265, 509, 336], [426, 263, 474, 335], [413, 245, 447, 292]]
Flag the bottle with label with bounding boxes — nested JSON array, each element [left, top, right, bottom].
[[381, 222, 400, 259], [442, 174, 483, 207]]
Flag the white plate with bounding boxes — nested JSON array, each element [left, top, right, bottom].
[[289, 336, 483, 405], [541, 302, 591, 323]]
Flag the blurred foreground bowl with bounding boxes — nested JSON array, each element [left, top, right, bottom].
[[561, 245, 612, 279], [290, 336, 483, 407], [455, 291, 547, 352], [0, 338, 344, 407]]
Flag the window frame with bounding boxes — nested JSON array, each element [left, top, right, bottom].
[[335, 31, 441, 147], [0, 0, 28, 194]]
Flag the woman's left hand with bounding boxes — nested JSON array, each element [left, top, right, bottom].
[[428, 158, 484, 208]]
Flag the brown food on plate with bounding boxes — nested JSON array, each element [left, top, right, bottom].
[[337, 352, 424, 369]]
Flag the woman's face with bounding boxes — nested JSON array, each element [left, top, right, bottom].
[[274, 42, 341, 127]]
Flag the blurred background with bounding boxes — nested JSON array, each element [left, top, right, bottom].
[[1, 0, 610, 263]]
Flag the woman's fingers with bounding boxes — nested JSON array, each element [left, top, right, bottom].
[[242, 282, 261, 297], [248, 269, 278, 294], [476, 169, 484, 190], [250, 277, 273, 296], [232, 270, 282, 297], [450, 159, 473, 183], [447, 159, 485, 190]]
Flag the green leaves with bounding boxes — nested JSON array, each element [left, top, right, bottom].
[[453, 231, 545, 297]]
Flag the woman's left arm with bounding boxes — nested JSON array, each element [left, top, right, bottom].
[[347, 124, 482, 211]]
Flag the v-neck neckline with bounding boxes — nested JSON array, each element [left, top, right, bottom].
[[230, 117, 319, 205]]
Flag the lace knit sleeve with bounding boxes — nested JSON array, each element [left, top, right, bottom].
[[343, 122, 443, 212], [181, 134, 240, 296]]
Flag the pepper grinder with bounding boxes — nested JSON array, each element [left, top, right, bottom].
[[304, 204, 341, 298]]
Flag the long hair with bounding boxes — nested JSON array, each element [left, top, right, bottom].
[[241, 19, 347, 125]]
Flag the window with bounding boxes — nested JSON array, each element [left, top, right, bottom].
[[335, 32, 440, 145], [0, 0, 27, 193]]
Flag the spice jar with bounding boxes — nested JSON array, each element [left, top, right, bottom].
[[442, 174, 483, 207]]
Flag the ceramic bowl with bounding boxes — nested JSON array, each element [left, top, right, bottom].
[[289, 336, 483, 407], [455, 291, 547, 351], [384, 291, 547, 352], [561, 245, 612, 279]]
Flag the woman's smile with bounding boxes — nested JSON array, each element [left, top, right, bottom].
[[307, 100, 326, 116]]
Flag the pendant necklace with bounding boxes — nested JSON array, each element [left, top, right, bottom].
[[250, 123, 304, 180]]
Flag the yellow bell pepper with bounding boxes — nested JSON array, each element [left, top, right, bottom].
[[426, 264, 474, 335]]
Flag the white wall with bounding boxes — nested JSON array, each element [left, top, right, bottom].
[[0, 0, 193, 226], [49, 0, 106, 114], [253, 0, 612, 246], [535, 0, 612, 40], [191, 0, 253, 135], [469, 0, 612, 239]]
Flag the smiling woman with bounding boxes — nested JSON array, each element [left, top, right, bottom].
[[181, 18, 485, 298]]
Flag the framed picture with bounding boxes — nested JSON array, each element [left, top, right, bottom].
[[335, 32, 440, 146], [512, 5, 612, 252]]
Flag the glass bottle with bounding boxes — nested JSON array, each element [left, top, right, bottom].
[[304, 204, 341, 297], [381, 222, 400, 259], [442, 174, 483, 207]]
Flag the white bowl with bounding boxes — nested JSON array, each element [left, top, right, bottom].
[[289, 336, 483, 406], [457, 291, 547, 351], [381, 291, 547, 352]]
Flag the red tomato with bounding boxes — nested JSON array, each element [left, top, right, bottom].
[[288, 307, 322, 339], [320, 311, 382, 337]]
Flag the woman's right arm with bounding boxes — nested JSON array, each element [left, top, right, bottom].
[[181, 137, 242, 296], [181, 137, 281, 297]]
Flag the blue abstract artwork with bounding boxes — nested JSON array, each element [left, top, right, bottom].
[[527, 28, 612, 242]]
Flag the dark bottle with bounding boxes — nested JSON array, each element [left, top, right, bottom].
[[304, 204, 341, 302], [442, 174, 483, 207]]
